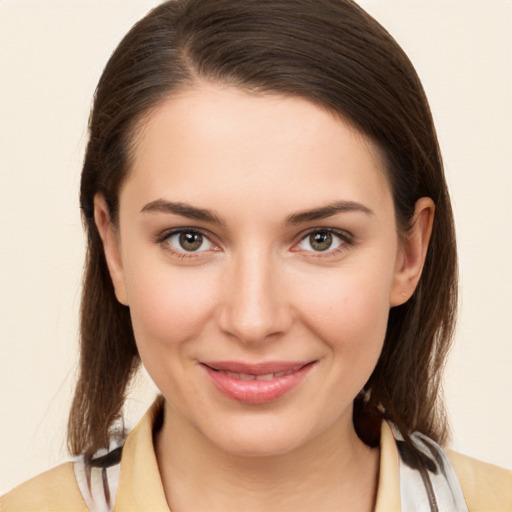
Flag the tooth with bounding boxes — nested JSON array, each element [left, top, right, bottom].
[[226, 371, 239, 379], [256, 373, 274, 381], [273, 371, 286, 378], [239, 373, 255, 381]]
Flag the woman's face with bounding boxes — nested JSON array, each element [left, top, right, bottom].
[[97, 85, 428, 457]]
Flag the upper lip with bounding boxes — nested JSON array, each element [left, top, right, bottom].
[[201, 361, 314, 375]]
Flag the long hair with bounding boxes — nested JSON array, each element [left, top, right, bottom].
[[69, 0, 457, 456]]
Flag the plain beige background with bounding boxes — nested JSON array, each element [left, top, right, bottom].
[[1, 0, 511, 494]]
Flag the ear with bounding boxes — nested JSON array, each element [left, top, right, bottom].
[[94, 195, 129, 306], [390, 197, 435, 307]]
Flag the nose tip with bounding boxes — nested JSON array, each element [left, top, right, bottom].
[[216, 257, 292, 345]]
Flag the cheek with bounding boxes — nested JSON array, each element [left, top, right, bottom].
[[297, 270, 392, 403], [123, 259, 219, 349], [294, 264, 393, 355]]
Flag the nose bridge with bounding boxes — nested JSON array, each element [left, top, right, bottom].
[[218, 245, 290, 343]]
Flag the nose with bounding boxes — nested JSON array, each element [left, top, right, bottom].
[[216, 249, 293, 345]]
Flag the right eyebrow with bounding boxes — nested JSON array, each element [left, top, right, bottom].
[[140, 199, 226, 226], [285, 200, 373, 225]]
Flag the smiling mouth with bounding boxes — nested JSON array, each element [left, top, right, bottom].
[[201, 361, 316, 404], [211, 367, 301, 381]]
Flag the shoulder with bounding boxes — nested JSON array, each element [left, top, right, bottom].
[[447, 449, 512, 511], [0, 461, 87, 512]]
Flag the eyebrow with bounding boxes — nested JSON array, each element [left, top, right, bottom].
[[141, 199, 225, 226], [285, 200, 373, 225], [140, 198, 373, 226]]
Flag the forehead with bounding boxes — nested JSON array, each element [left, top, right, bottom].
[[122, 85, 392, 218]]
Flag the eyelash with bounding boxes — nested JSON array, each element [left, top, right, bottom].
[[155, 227, 355, 259], [292, 228, 355, 258], [155, 228, 219, 259]]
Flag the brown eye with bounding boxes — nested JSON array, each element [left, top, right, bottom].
[[297, 230, 345, 253], [165, 230, 213, 253], [179, 232, 203, 251], [309, 231, 333, 251]]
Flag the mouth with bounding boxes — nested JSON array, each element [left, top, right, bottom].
[[200, 360, 316, 404]]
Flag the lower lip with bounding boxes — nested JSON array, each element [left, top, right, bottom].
[[202, 363, 315, 405]]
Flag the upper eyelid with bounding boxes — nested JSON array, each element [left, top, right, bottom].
[[156, 228, 220, 259], [296, 227, 354, 243], [156, 226, 216, 243], [292, 228, 356, 257], [154, 226, 355, 251]]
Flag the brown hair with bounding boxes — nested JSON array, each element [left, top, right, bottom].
[[69, 0, 457, 456]]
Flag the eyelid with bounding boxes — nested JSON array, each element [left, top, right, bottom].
[[155, 227, 221, 257], [154, 226, 355, 259], [291, 227, 355, 256]]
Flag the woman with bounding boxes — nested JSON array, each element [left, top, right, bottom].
[[2, 0, 510, 510]]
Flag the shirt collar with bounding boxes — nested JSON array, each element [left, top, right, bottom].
[[115, 400, 170, 511]]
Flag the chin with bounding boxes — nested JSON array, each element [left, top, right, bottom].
[[211, 430, 305, 458], [197, 412, 326, 459]]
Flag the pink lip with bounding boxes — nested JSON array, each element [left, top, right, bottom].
[[201, 360, 316, 405]]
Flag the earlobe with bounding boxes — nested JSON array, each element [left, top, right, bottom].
[[390, 197, 435, 307], [93, 195, 129, 306]]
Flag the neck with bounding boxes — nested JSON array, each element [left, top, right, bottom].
[[155, 401, 380, 512]]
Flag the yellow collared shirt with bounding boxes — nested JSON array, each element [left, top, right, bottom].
[[2, 400, 510, 511]]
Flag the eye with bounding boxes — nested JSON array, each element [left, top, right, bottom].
[[296, 230, 346, 253], [165, 230, 214, 253]]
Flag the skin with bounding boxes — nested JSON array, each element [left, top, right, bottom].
[[95, 84, 434, 511]]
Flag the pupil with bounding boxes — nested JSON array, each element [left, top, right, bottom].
[[311, 232, 332, 251], [179, 232, 203, 251]]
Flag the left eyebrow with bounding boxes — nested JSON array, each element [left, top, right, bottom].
[[285, 200, 373, 225], [140, 199, 226, 226]]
